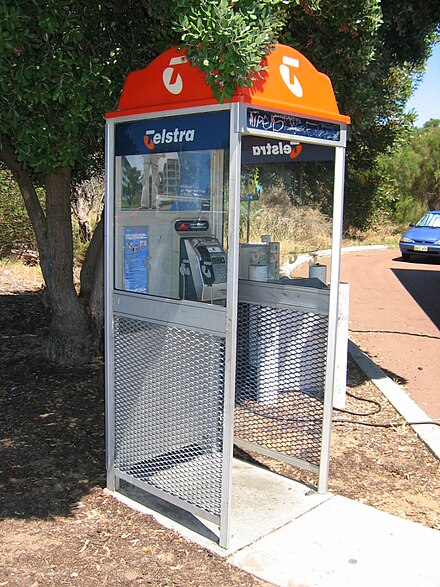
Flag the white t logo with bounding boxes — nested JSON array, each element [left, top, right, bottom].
[[280, 56, 303, 98], [162, 56, 187, 95]]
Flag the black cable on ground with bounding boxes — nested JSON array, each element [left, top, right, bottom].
[[333, 390, 382, 417], [239, 388, 440, 428], [333, 390, 440, 427], [333, 419, 440, 428]]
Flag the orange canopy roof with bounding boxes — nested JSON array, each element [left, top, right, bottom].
[[106, 44, 350, 125]]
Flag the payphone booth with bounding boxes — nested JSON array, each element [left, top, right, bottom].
[[105, 44, 350, 548]]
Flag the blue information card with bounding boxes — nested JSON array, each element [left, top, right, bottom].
[[124, 227, 148, 294]]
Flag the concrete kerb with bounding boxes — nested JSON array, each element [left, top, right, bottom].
[[281, 244, 388, 275], [348, 339, 440, 461]]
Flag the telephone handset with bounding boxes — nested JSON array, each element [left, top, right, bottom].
[[179, 260, 191, 276], [201, 263, 212, 281], [179, 237, 227, 302]]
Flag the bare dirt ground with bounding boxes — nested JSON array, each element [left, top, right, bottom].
[[0, 263, 439, 586]]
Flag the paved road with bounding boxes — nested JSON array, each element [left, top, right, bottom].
[[339, 248, 440, 421]]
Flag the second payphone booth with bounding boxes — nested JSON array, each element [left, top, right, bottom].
[[105, 44, 350, 548]]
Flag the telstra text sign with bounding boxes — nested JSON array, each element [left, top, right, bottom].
[[115, 111, 230, 156]]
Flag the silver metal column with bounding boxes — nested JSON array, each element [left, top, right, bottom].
[[318, 144, 346, 493], [219, 103, 242, 548], [104, 120, 117, 492]]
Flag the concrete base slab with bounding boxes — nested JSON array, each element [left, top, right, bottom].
[[108, 457, 331, 556], [224, 459, 330, 554], [230, 495, 440, 587]]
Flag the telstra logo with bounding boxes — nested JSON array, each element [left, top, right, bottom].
[[143, 128, 195, 150], [252, 141, 303, 159]]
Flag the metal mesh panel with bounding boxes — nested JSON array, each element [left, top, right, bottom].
[[113, 316, 225, 516], [235, 303, 327, 466]]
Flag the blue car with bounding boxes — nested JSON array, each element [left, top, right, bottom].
[[399, 210, 440, 260]]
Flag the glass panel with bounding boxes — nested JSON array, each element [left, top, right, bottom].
[[239, 137, 335, 287], [113, 112, 230, 305], [234, 136, 336, 473]]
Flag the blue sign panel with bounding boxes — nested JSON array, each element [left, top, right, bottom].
[[242, 136, 335, 164], [247, 108, 341, 142], [115, 110, 230, 156]]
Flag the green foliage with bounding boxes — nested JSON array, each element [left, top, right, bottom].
[[121, 164, 142, 208], [376, 119, 440, 224], [393, 195, 426, 226], [281, 0, 383, 130], [423, 118, 440, 129], [379, 1, 440, 66], [254, 161, 334, 215], [0, 166, 39, 254], [409, 122, 440, 209], [280, 1, 439, 228], [0, 1, 177, 179], [173, 0, 294, 101], [343, 166, 381, 230]]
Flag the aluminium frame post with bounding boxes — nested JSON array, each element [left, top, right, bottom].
[[104, 120, 117, 492], [219, 103, 242, 549], [318, 144, 346, 493]]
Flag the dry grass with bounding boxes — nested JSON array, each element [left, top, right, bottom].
[[241, 204, 404, 267], [0, 259, 44, 294], [242, 203, 333, 264], [241, 203, 407, 263], [343, 222, 402, 248]]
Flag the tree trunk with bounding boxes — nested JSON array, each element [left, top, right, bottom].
[[43, 167, 93, 365]]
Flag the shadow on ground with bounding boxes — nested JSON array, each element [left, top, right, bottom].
[[0, 292, 105, 520], [392, 255, 440, 330]]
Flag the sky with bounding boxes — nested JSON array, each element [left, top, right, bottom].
[[405, 43, 440, 127]]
